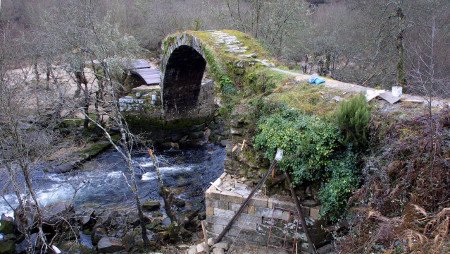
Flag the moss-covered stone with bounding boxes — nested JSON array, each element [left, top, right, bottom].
[[124, 112, 212, 132], [142, 200, 160, 211], [77, 142, 111, 160], [145, 219, 163, 231]]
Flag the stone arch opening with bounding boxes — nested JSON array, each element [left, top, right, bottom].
[[162, 45, 207, 115]]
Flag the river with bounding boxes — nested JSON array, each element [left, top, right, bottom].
[[0, 144, 226, 218]]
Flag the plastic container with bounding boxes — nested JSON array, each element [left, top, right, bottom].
[[392, 86, 403, 97]]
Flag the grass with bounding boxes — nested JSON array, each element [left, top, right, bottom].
[[268, 83, 352, 117]]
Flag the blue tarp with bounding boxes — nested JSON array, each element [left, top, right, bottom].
[[308, 75, 325, 85]]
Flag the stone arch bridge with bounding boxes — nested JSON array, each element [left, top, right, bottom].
[[120, 30, 276, 123]]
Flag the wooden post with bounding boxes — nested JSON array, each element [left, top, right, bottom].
[[285, 172, 317, 254], [201, 220, 210, 254]]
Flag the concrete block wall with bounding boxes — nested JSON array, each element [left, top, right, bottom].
[[205, 174, 324, 251]]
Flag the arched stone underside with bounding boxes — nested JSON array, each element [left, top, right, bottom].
[[163, 45, 206, 115], [161, 34, 212, 121]]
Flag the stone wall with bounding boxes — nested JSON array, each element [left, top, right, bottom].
[[164, 79, 215, 121], [205, 173, 328, 252], [119, 79, 215, 122]]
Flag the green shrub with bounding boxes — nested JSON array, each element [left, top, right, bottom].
[[335, 94, 370, 150], [254, 109, 341, 185], [319, 151, 358, 222], [255, 107, 361, 222]]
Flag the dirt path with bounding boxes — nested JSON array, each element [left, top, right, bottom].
[[271, 67, 450, 107]]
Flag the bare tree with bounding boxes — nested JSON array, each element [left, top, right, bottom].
[[76, 1, 150, 245], [0, 60, 59, 253], [408, 3, 449, 179]]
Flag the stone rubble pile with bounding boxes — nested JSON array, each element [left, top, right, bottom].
[[186, 238, 230, 254]]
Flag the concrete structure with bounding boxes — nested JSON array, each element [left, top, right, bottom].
[[205, 174, 328, 252]]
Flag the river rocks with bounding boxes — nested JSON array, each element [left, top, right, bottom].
[[213, 242, 229, 251], [187, 246, 197, 254], [93, 210, 125, 234], [186, 240, 229, 254], [142, 200, 161, 211], [189, 131, 204, 139], [1, 214, 13, 223], [80, 209, 97, 230], [173, 198, 186, 208], [97, 237, 124, 253], [212, 248, 225, 254], [145, 219, 163, 231], [161, 142, 180, 150], [42, 202, 75, 224], [15, 233, 38, 253], [197, 211, 206, 221], [42, 202, 78, 242], [230, 128, 242, 136], [92, 227, 107, 245], [196, 242, 207, 253], [47, 160, 80, 173], [59, 241, 93, 254]]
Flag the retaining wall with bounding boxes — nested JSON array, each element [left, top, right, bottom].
[[205, 173, 328, 252]]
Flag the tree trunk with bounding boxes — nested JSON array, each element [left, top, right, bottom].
[[148, 150, 177, 223], [21, 162, 49, 251], [396, 7, 407, 88], [127, 157, 150, 246], [325, 52, 331, 76], [83, 83, 89, 130], [45, 60, 52, 89], [99, 60, 151, 246], [33, 59, 40, 85]]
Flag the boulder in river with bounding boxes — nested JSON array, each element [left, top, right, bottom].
[[97, 237, 124, 253], [142, 200, 160, 211], [42, 202, 75, 224]]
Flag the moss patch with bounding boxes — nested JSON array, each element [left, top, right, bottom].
[[124, 113, 211, 131], [268, 83, 353, 117], [77, 141, 112, 160]]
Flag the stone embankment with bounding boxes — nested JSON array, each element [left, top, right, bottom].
[[203, 173, 326, 253]]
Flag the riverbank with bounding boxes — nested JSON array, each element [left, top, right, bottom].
[[0, 140, 226, 253]]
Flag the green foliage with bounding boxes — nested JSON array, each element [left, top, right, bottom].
[[254, 108, 341, 184], [255, 106, 361, 221], [202, 47, 237, 95], [220, 76, 237, 95], [335, 95, 370, 150], [319, 151, 359, 222], [244, 69, 277, 95]]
